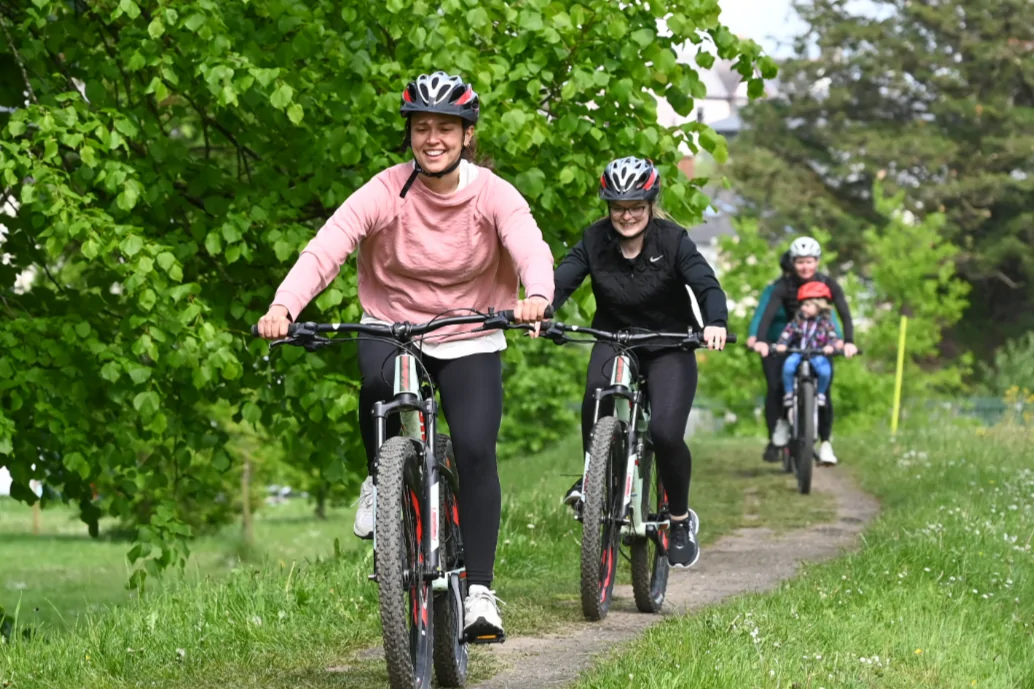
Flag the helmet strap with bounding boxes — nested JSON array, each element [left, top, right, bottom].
[[399, 153, 464, 199]]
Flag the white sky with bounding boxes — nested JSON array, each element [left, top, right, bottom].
[[716, 0, 807, 56]]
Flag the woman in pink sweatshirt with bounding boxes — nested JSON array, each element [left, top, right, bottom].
[[256, 71, 555, 637]]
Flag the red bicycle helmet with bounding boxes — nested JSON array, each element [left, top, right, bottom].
[[797, 281, 832, 302]]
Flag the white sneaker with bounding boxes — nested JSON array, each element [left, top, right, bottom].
[[353, 476, 374, 539], [818, 441, 838, 466], [772, 419, 790, 447], [464, 585, 504, 637]]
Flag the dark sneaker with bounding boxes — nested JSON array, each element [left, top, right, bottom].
[[763, 442, 780, 463], [562, 478, 583, 508], [667, 517, 700, 569]]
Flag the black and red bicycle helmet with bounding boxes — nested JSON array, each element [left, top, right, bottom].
[[599, 156, 661, 202], [400, 71, 480, 124]]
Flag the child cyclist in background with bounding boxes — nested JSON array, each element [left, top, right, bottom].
[[776, 281, 843, 412]]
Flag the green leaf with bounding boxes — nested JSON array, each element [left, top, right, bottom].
[[184, 13, 205, 31], [139, 289, 157, 312], [63, 452, 92, 480], [75, 322, 91, 338], [80, 146, 98, 167], [117, 181, 141, 211], [287, 103, 304, 125], [157, 251, 177, 273], [242, 402, 262, 425], [695, 51, 716, 70], [747, 77, 765, 100], [8, 119, 26, 137], [519, 10, 543, 31], [758, 55, 779, 79], [630, 28, 654, 47], [100, 362, 121, 382], [120, 235, 144, 257], [270, 83, 294, 110], [133, 391, 160, 418], [119, 0, 141, 19], [205, 232, 222, 256], [128, 366, 153, 384], [148, 18, 165, 39]]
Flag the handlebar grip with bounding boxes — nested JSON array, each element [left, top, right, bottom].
[[251, 325, 260, 337], [726, 333, 738, 344], [498, 305, 554, 323]]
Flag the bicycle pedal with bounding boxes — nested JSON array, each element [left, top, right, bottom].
[[465, 630, 506, 645]]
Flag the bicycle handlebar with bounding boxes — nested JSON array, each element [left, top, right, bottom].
[[541, 321, 737, 348], [250, 306, 554, 343], [777, 346, 863, 356]]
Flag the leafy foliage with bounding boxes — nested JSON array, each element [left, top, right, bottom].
[[0, 0, 769, 583], [727, 0, 1034, 355], [698, 183, 970, 435]]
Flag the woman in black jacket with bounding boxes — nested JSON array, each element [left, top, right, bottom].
[[551, 157, 728, 569]]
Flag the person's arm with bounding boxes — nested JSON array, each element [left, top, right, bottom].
[[271, 175, 388, 320], [676, 233, 727, 327], [490, 177, 555, 303], [828, 278, 855, 343], [756, 280, 787, 343], [749, 283, 776, 338], [551, 240, 590, 312], [777, 321, 797, 346]]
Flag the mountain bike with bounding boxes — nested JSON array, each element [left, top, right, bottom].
[[781, 347, 858, 495], [541, 323, 736, 620], [253, 307, 542, 689]]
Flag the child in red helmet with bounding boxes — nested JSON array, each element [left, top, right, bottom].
[[776, 281, 844, 409]]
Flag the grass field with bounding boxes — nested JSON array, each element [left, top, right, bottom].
[[573, 426, 1034, 689], [0, 431, 832, 688]]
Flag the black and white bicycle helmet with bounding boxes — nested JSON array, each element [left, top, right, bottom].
[[789, 236, 822, 259], [599, 156, 661, 201], [400, 71, 480, 124]]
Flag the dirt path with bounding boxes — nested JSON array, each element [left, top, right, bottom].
[[470, 466, 879, 689]]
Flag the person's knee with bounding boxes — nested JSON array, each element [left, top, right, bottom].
[[649, 420, 687, 453]]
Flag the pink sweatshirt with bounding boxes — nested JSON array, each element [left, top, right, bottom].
[[272, 163, 555, 337]]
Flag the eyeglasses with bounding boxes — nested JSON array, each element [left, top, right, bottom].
[[609, 204, 648, 219]]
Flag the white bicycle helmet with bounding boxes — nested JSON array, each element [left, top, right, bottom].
[[789, 236, 822, 259]]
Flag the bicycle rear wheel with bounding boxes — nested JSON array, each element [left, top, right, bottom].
[[795, 380, 816, 495], [375, 436, 434, 689], [580, 416, 623, 621], [432, 434, 468, 688], [630, 440, 669, 613]]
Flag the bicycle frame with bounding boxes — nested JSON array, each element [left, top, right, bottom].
[[584, 353, 666, 541]]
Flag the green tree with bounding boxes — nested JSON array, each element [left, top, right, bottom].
[[727, 0, 1034, 357], [0, 0, 770, 583]]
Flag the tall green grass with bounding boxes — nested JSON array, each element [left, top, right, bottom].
[[574, 427, 1034, 689]]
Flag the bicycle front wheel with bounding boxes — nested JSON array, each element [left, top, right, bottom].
[[375, 436, 434, 689], [580, 416, 624, 621], [795, 380, 816, 495], [630, 440, 669, 613]]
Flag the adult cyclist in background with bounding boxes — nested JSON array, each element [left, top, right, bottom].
[[552, 156, 729, 569], [747, 250, 843, 463], [255, 71, 555, 639], [752, 237, 857, 465]]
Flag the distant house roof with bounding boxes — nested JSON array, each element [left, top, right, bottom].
[[687, 187, 741, 246], [710, 112, 743, 136]]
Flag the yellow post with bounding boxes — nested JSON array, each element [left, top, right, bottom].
[[891, 315, 908, 436]]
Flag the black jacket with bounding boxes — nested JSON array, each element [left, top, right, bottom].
[[552, 217, 728, 333], [756, 272, 855, 343]]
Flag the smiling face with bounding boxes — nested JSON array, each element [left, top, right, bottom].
[[801, 300, 820, 318], [409, 112, 472, 174], [608, 201, 650, 238], [794, 256, 819, 280]]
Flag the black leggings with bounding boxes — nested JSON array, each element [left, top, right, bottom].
[[762, 352, 835, 442], [358, 339, 503, 589], [581, 343, 698, 517]]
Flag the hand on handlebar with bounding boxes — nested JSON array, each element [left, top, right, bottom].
[[703, 325, 727, 351], [754, 341, 770, 358], [256, 305, 292, 340], [776, 344, 787, 353], [843, 342, 859, 358], [513, 296, 551, 338], [823, 345, 834, 355]]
